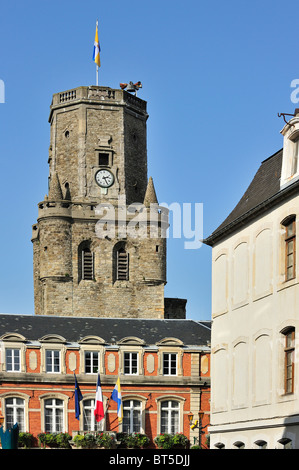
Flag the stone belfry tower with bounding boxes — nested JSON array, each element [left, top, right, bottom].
[[31, 86, 168, 318]]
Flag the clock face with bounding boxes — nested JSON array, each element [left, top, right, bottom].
[[95, 169, 114, 188]]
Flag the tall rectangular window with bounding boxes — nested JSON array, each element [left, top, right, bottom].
[[123, 400, 142, 433], [161, 400, 179, 434], [124, 352, 138, 375], [6, 349, 20, 372], [45, 398, 64, 432], [5, 398, 25, 431], [163, 353, 177, 376], [83, 399, 103, 432], [85, 351, 99, 374], [284, 328, 295, 394], [46, 350, 60, 373], [285, 218, 296, 281]]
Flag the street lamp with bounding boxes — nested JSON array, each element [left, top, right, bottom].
[[187, 412, 194, 425], [188, 410, 209, 447], [198, 411, 205, 448]]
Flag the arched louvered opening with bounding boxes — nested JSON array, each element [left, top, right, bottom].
[[78, 241, 94, 281], [117, 248, 129, 280], [113, 243, 129, 282]]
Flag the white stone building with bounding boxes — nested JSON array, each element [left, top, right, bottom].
[[204, 109, 299, 449]]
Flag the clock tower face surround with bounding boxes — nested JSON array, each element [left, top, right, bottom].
[[95, 169, 114, 188]]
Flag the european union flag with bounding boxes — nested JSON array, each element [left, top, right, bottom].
[[74, 373, 83, 420]]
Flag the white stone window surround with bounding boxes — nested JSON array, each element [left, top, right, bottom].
[[79, 336, 105, 376], [39, 392, 69, 433], [0, 392, 30, 432], [156, 338, 184, 377], [0, 333, 26, 373], [120, 395, 147, 434], [39, 335, 67, 374], [162, 352, 178, 376], [280, 118, 299, 189], [123, 351, 139, 375], [155, 395, 185, 435], [118, 337, 145, 376], [80, 393, 108, 432]]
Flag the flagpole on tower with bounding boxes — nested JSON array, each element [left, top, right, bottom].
[[96, 20, 99, 86], [93, 19, 101, 86]]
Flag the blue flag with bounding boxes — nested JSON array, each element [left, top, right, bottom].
[[74, 374, 83, 420]]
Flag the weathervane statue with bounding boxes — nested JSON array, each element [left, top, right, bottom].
[[92, 20, 142, 97]]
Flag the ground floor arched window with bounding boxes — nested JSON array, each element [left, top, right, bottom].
[[44, 398, 64, 433], [5, 397, 25, 431], [83, 398, 104, 432], [123, 399, 142, 433], [160, 400, 179, 434]]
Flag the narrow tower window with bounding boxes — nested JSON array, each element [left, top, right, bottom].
[[98, 152, 109, 166]]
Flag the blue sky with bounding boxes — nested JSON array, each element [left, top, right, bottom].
[[0, 0, 298, 321]]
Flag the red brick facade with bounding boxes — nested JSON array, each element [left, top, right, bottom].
[[0, 328, 210, 448]]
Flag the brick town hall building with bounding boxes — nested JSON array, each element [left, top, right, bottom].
[[0, 85, 210, 447]]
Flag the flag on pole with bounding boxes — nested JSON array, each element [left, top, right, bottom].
[[74, 373, 83, 420], [93, 21, 101, 67], [94, 373, 104, 422], [111, 377, 123, 423]]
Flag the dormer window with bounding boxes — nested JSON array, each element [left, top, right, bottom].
[[291, 135, 299, 176], [280, 114, 299, 188]]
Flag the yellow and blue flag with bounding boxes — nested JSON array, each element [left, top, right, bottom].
[[111, 377, 123, 423], [93, 22, 101, 67]]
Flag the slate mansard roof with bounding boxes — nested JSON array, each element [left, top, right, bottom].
[[0, 314, 211, 349], [204, 148, 299, 246]]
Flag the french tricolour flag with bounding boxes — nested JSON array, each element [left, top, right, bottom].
[[94, 373, 104, 422]]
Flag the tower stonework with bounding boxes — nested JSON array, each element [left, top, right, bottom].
[[31, 86, 171, 318]]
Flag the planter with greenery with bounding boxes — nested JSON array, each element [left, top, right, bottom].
[[18, 432, 34, 448], [71, 432, 116, 449], [38, 432, 71, 449], [172, 432, 189, 448], [96, 432, 116, 449], [154, 433, 189, 449], [125, 433, 150, 449], [72, 433, 97, 449]]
